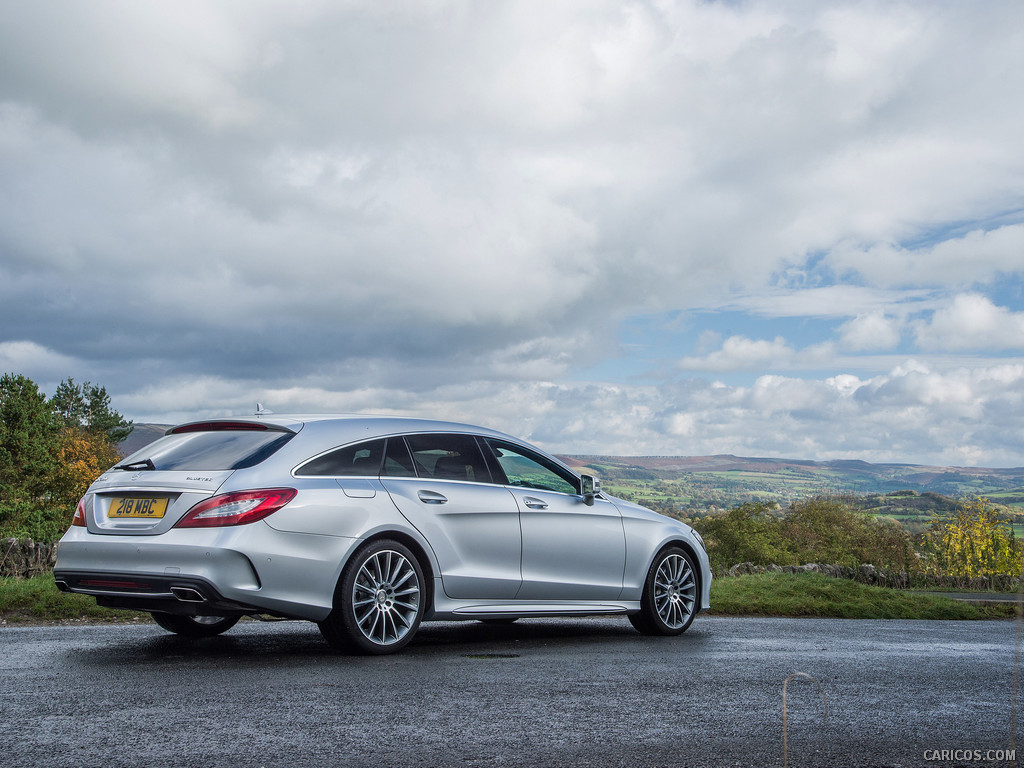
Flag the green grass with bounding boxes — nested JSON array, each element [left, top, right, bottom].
[[0, 575, 148, 623], [710, 572, 1018, 620], [1, 571, 1018, 624]]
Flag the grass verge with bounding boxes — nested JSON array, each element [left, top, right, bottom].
[[2, 571, 1018, 624], [710, 572, 1018, 620], [0, 575, 149, 624]]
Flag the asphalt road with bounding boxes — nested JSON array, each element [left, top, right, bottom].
[[0, 615, 1019, 768]]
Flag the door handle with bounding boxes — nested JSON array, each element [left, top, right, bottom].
[[417, 490, 448, 504], [523, 496, 548, 510]]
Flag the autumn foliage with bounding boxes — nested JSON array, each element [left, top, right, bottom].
[[0, 373, 131, 540], [692, 495, 1022, 582], [921, 497, 1023, 580], [50, 427, 121, 512]]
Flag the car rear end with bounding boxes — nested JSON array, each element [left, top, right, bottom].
[[53, 418, 347, 621]]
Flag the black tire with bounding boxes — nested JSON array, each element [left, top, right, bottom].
[[629, 546, 699, 636], [151, 612, 240, 638], [319, 539, 426, 655]]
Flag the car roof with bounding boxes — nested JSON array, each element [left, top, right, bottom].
[[164, 415, 524, 444], [164, 414, 571, 473]]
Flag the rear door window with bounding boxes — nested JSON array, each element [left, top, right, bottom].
[[382, 437, 417, 478], [404, 434, 492, 483]]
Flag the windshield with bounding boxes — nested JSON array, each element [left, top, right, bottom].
[[117, 430, 295, 471]]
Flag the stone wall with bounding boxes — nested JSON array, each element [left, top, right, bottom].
[[719, 561, 1021, 591], [1, 538, 58, 579]]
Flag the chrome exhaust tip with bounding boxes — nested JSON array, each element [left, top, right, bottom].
[[54, 579, 71, 593], [171, 586, 206, 603]]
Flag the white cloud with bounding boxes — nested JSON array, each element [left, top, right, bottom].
[[827, 224, 1024, 288], [115, 359, 1024, 467], [0, 341, 84, 388], [679, 336, 795, 372], [839, 312, 903, 351], [679, 336, 836, 373], [915, 294, 1024, 351], [1, 2, 1023, 465]]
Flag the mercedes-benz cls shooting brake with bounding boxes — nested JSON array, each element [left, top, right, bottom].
[[55, 416, 711, 654]]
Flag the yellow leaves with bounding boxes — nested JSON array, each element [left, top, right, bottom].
[[49, 427, 119, 511], [924, 497, 1023, 579]]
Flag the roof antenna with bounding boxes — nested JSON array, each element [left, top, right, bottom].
[[255, 402, 273, 416]]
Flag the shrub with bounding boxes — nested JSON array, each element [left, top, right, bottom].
[[691, 503, 796, 571], [693, 496, 916, 572], [0, 499, 69, 543], [781, 497, 914, 572]]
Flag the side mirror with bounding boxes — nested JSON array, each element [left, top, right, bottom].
[[580, 474, 601, 506]]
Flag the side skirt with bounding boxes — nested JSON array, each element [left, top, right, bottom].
[[428, 596, 641, 622]]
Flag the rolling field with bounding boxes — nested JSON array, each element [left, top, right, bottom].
[[560, 453, 1024, 530]]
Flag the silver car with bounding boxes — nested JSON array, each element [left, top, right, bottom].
[[55, 415, 711, 654]]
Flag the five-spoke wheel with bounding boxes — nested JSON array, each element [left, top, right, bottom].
[[629, 547, 698, 636]]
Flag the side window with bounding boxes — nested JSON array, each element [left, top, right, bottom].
[[405, 434, 492, 483], [484, 439, 579, 495], [295, 438, 385, 477], [382, 437, 416, 478]]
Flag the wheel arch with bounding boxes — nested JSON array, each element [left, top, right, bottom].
[[648, 538, 705, 612], [337, 531, 437, 618]]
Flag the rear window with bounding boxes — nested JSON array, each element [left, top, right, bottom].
[[118, 430, 295, 471], [295, 438, 386, 476]]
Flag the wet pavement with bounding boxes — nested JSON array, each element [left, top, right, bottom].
[[0, 615, 1019, 767]]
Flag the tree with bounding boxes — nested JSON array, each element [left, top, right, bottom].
[[45, 377, 132, 512], [0, 373, 133, 541], [923, 497, 1023, 580], [0, 373, 57, 501], [50, 378, 133, 442], [691, 502, 796, 570], [49, 428, 121, 511]]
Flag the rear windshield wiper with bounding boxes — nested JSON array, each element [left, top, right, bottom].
[[115, 458, 156, 471]]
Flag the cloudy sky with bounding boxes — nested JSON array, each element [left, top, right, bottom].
[[2, 1, 1023, 466]]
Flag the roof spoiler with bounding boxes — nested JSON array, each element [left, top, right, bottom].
[[166, 419, 298, 435]]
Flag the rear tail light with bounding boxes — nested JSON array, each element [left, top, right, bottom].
[[175, 488, 297, 528], [71, 497, 87, 527]]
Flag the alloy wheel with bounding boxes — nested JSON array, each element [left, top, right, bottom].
[[653, 553, 697, 629], [351, 549, 421, 646]]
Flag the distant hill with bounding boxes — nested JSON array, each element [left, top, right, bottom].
[[561, 453, 1024, 492], [117, 423, 171, 457], [560, 454, 1024, 522]]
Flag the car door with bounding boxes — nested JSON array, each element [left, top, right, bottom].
[[379, 434, 523, 600], [483, 439, 626, 600]]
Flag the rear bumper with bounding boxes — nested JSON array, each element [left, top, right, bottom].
[[55, 524, 361, 621], [53, 571, 260, 617]]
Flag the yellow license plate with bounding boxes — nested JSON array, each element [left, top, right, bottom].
[[108, 497, 169, 519]]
